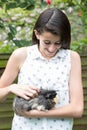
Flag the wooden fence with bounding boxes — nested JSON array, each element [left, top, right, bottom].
[[0, 53, 87, 130], [0, 54, 14, 130]]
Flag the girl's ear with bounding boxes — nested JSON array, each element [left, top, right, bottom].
[[34, 30, 40, 40]]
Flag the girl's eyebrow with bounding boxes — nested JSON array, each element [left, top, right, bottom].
[[44, 40, 60, 42], [44, 40, 61, 44]]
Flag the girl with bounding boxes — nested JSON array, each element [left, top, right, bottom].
[[0, 8, 84, 130]]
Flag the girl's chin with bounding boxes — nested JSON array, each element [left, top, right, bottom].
[[45, 53, 56, 58]]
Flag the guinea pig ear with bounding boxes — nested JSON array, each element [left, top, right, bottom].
[[34, 30, 40, 40], [45, 93, 51, 99]]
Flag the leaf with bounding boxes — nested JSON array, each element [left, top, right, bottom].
[[0, 21, 5, 29], [13, 39, 32, 47], [18, 2, 27, 8], [9, 24, 17, 36], [6, 2, 17, 10], [0, 0, 8, 2], [17, 0, 35, 10], [26, 4, 35, 10], [8, 32, 14, 40]]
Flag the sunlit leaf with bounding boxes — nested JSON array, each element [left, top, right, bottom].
[[13, 39, 32, 47], [9, 24, 17, 36]]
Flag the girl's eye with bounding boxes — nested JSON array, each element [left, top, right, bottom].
[[43, 41, 61, 46], [55, 42, 61, 45], [44, 41, 51, 45]]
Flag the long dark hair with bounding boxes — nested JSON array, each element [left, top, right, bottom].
[[32, 8, 71, 49]]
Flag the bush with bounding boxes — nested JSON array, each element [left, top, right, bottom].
[[0, 0, 87, 53]]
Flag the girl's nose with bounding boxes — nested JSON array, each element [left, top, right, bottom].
[[48, 44, 57, 52]]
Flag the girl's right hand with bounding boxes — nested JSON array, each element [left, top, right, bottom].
[[9, 84, 39, 100]]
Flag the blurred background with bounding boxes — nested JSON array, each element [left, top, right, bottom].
[[0, 0, 87, 130]]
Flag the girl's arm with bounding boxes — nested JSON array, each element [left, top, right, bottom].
[[0, 47, 39, 101], [0, 49, 21, 101]]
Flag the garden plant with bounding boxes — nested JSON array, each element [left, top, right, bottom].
[[0, 0, 87, 54]]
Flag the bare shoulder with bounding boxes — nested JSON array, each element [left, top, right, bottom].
[[9, 47, 28, 69], [70, 50, 81, 62], [12, 47, 27, 58], [70, 50, 81, 68]]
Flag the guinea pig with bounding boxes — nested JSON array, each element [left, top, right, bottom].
[[13, 89, 57, 114]]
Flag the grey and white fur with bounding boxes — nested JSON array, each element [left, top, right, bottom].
[[13, 89, 57, 114]]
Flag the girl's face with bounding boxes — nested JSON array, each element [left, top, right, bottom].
[[35, 30, 62, 59]]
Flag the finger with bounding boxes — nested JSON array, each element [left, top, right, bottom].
[[30, 86, 40, 92], [22, 94, 31, 100], [26, 91, 37, 98], [28, 87, 39, 96]]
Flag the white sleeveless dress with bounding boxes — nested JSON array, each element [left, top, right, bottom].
[[12, 45, 73, 130]]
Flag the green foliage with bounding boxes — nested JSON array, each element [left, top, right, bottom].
[[0, 0, 35, 10], [0, 0, 87, 54], [71, 38, 87, 54], [0, 0, 37, 53], [0, 41, 17, 53], [0, 21, 5, 29], [13, 39, 32, 47], [8, 24, 17, 40]]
